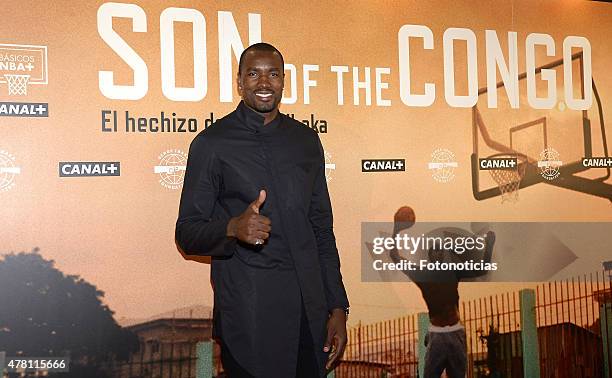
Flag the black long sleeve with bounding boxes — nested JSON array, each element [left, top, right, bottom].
[[175, 134, 236, 257], [309, 139, 349, 311]]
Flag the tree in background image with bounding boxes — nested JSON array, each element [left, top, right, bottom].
[[0, 248, 138, 377]]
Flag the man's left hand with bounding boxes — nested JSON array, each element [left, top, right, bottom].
[[324, 308, 347, 372]]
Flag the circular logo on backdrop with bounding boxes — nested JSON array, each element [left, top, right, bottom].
[[154, 149, 188, 190], [324, 151, 335, 182], [537, 148, 562, 181], [0, 150, 21, 192], [428, 148, 458, 183]]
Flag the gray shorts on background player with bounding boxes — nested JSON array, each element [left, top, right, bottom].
[[424, 324, 467, 378]]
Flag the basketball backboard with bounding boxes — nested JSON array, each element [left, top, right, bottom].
[[471, 51, 611, 202]]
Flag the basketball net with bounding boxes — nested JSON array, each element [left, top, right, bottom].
[[488, 153, 527, 203], [4, 74, 30, 96]]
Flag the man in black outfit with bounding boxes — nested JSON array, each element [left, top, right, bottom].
[[175, 43, 349, 378]]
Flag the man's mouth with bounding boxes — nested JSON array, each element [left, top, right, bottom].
[[255, 92, 273, 98]]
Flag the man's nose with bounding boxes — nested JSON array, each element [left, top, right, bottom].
[[257, 74, 271, 87]]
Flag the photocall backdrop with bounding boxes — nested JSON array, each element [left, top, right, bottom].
[[1, 0, 611, 325]]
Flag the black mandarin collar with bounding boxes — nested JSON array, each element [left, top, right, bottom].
[[235, 100, 282, 133]]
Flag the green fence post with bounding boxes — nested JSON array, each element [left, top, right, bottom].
[[519, 289, 540, 378], [418, 312, 430, 378], [196, 341, 213, 378], [0, 351, 5, 377], [601, 303, 612, 378]]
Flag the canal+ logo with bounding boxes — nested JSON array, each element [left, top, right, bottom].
[[59, 162, 121, 177]]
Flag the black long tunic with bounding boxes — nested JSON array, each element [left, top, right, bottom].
[[175, 101, 349, 377]]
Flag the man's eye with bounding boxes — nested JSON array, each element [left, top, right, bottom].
[[248, 72, 257, 77], [270, 72, 278, 77]]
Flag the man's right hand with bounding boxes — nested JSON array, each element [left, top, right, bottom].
[[226, 190, 272, 245]]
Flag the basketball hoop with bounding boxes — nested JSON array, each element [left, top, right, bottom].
[[487, 153, 527, 203], [4, 74, 30, 96]]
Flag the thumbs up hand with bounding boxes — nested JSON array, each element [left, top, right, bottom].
[[250, 189, 266, 214], [227, 190, 272, 246]]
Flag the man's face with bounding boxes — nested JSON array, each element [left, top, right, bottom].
[[237, 50, 284, 114]]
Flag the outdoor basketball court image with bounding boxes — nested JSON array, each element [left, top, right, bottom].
[[2, 1, 612, 377]]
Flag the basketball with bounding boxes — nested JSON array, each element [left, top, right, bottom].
[[394, 206, 416, 223]]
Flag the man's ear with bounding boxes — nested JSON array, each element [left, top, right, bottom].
[[236, 74, 242, 95]]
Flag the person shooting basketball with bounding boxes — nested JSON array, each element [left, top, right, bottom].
[[390, 206, 496, 378]]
